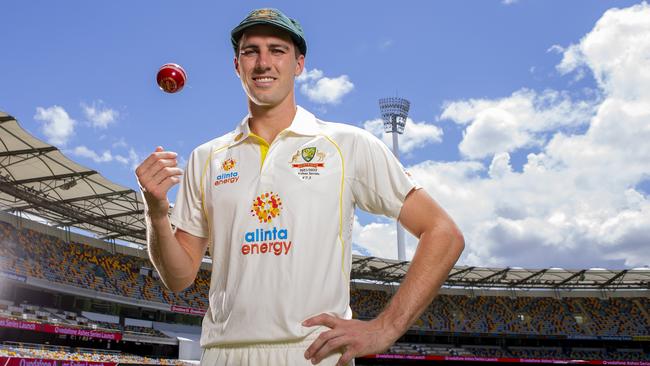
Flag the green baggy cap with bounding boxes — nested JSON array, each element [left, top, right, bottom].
[[231, 8, 307, 56]]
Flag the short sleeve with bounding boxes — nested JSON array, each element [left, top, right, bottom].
[[350, 130, 420, 218], [170, 148, 209, 238]]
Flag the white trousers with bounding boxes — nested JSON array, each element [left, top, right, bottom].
[[200, 332, 355, 366]]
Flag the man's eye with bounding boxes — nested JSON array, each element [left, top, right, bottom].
[[241, 49, 258, 56], [271, 49, 286, 54]]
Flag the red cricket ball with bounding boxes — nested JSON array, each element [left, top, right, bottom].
[[156, 63, 187, 93]]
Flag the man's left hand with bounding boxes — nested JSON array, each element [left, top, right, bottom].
[[302, 313, 400, 366]]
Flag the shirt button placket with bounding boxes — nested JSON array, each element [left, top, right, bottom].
[[260, 140, 276, 187]]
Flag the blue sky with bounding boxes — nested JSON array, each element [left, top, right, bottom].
[[2, 1, 649, 269]]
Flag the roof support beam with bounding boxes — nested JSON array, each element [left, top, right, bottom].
[[99, 229, 146, 241], [373, 261, 408, 273], [351, 256, 376, 271], [10, 189, 136, 211], [0, 147, 58, 157], [62, 209, 144, 226], [510, 269, 548, 288], [554, 270, 586, 288], [11, 170, 97, 185], [477, 268, 511, 285], [60, 189, 135, 203], [600, 270, 628, 288], [448, 266, 476, 280]]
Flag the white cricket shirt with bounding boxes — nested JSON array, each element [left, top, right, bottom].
[[170, 106, 418, 347]]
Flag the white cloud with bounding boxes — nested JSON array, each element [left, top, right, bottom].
[[114, 155, 129, 165], [81, 101, 118, 128], [440, 89, 597, 159], [355, 3, 650, 269], [403, 156, 650, 268], [34, 106, 76, 146], [363, 118, 443, 154], [112, 137, 128, 149], [556, 3, 650, 101], [126, 148, 140, 170], [352, 215, 417, 260], [71, 145, 139, 169], [488, 152, 513, 179], [296, 68, 323, 83], [72, 146, 114, 163], [297, 68, 354, 104]]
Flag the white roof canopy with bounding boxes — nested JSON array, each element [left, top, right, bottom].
[[0, 112, 146, 245]]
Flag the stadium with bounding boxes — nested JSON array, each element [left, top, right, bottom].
[[1, 106, 649, 366]]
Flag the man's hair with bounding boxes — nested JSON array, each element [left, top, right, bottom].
[[235, 32, 303, 60]]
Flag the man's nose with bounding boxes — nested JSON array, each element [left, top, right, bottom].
[[255, 50, 271, 70]]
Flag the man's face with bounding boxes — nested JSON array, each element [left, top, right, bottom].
[[235, 25, 305, 109]]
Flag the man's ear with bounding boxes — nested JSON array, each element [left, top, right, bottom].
[[234, 56, 240, 77], [295, 54, 305, 77]]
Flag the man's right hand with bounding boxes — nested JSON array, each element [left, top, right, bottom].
[[136, 146, 207, 293], [135, 146, 183, 220]]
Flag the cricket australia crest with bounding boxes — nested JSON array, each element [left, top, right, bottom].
[[290, 146, 327, 180], [301, 147, 316, 162]]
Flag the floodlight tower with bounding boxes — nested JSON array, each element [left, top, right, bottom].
[[378, 97, 410, 261]]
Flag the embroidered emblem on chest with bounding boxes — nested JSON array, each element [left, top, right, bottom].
[[289, 147, 326, 180]]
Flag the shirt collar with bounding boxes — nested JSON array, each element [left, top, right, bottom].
[[285, 106, 320, 136], [229, 106, 320, 146]]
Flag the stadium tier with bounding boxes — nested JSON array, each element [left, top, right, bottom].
[[2, 220, 649, 339], [0, 299, 171, 339], [1, 298, 648, 363], [0, 221, 209, 310]]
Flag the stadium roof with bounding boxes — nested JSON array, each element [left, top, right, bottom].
[[0, 112, 147, 245], [352, 256, 650, 290], [1, 111, 648, 291]]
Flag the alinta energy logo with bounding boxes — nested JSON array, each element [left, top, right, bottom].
[[214, 158, 239, 186], [243, 192, 292, 256]]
